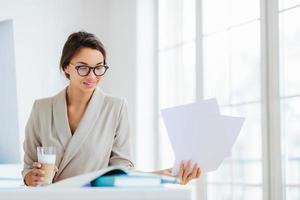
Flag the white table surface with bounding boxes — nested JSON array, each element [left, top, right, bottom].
[[0, 164, 193, 200], [0, 186, 192, 200]]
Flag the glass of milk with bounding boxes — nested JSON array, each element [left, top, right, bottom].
[[37, 146, 56, 185]]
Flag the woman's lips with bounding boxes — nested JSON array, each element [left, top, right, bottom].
[[83, 81, 96, 88]]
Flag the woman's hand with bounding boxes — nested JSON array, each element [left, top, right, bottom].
[[158, 160, 201, 185], [24, 162, 58, 186]]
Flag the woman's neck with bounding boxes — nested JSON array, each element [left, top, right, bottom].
[[66, 85, 94, 107]]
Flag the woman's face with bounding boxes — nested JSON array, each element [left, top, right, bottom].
[[64, 47, 105, 93]]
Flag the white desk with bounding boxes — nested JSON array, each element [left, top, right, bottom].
[[0, 164, 193, 200], [0, 186, 192, 200]]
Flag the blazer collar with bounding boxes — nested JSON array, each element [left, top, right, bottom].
[[53, 87, 71, 149], [53, 87, 105, 178]]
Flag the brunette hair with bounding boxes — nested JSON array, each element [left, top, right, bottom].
[[60, 31, 106, 79]]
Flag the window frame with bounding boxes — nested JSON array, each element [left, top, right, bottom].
[[195, 0, 283, 199]]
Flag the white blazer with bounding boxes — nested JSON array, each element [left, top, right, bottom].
[[22, 87, 134, 182]]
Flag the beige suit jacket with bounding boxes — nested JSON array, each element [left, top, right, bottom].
[[22, 87, 134, 182]]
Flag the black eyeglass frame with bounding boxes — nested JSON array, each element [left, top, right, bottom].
[[69, 63, 109, 77]]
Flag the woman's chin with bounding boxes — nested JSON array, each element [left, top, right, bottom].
[[83, 86, 96, 92], [78, 84, 97, 93]]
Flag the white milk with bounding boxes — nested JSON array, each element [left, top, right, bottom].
[[38, 154, 56, 164]]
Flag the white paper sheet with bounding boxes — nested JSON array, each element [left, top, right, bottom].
[[161, 98, 245, 175]]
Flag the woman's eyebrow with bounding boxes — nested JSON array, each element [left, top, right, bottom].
[[76, 61, 103, 65], [76, 61, 88, 65]]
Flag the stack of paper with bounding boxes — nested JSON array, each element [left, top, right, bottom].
[[161, 99, 245, 174]]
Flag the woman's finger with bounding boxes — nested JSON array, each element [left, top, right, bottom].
[[185, 164, 199, 184], [33, 178, 43, 186], [32, 168, 44, 175], [33, 175, 44, 182], [190, 163, 199, 178], [181, 160, 191, 184], [196, 167, 201, 178], [31, 180, 39, 187], [32, 162, 42, 169], [32, 168, 45, 177], [54, 166, 59, 172], [177, 161, 184, 182]]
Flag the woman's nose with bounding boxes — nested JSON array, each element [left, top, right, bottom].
[[87, 69, 97, 78]]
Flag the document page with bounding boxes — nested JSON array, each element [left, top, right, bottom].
[[161, 99, 245, 174]]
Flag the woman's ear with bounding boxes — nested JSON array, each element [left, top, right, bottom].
[[64, 65, 70, 74]]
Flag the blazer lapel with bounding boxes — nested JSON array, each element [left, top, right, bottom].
[[53, 87, 72, 150], [55, 87, 105, 177]]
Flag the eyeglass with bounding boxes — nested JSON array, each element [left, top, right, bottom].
[[69, 63, 109, 77]]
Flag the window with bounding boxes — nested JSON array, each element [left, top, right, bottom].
[[155, 0, 300, 199], [158, 0, 196, 168], [279, 1, 300, 199], [202, 0, 262, 199]]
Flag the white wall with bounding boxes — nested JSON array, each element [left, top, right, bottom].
[[100, 0, 138, 165], [0, 0, 140, 168], [136, 0, 158, 171]]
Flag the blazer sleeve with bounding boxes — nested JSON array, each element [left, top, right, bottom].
[[22, 101, 41, 180], [109, 99, 135, 169]]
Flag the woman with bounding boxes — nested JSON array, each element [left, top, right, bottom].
[[22, 31, 201, 186]]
